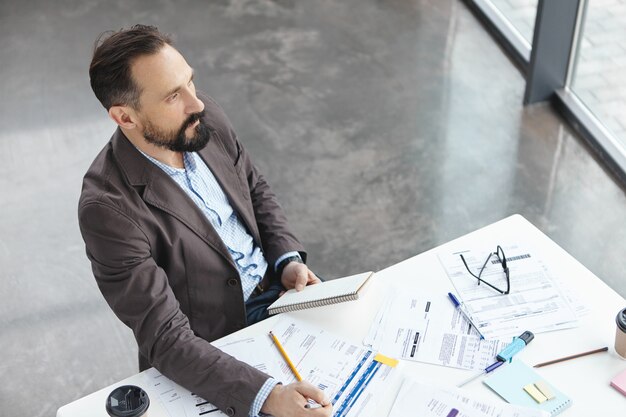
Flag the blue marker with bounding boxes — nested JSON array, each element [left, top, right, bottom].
[[497, 331, 534, 362], [457, 330, 534, 387], [447, 292, 485, 340]]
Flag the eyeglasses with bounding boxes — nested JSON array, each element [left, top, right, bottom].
[[459, 245, 510, 294]]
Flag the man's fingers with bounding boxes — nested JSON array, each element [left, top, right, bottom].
[[295, 267, 308, 291], [261, 382, 332, 417], [282, 262, 321, 291], [296, 382, 329, 406], [307, 270, 321, 285]]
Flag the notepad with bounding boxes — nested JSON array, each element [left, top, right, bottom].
[[267, 271, 374, 315], [484, 360, 572, 416], [610, 368, 626, 396]]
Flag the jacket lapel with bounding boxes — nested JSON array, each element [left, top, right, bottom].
[[111, 129, 236, 268], [196, 136, 261, 247]]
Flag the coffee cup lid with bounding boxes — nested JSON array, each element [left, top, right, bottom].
[[106, 385, 150, 417], [617, 308, 626, 332]]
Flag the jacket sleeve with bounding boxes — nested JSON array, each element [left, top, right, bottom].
[[78, 201, 269, 417]]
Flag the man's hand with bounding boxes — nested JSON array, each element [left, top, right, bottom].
[[260, 382, 332, 417], [281, 262, 321, 292]]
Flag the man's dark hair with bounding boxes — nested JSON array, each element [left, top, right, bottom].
[[89, 24, 173, 110]]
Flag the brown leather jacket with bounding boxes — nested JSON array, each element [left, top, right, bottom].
[[78, 94, 305, 417]]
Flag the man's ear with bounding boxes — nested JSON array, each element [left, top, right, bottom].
[[108, 105, 140, 129]]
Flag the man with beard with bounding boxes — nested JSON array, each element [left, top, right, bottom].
[[79, 25, 331, 417]]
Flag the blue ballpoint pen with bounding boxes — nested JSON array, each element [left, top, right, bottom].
[[457, 330, 534, 387], [456, 360, 504, 387], [447, 292, 485, 340]]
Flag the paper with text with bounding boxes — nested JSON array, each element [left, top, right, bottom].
[[363, 290, 511, 370], [141, 316, 396, 417], [270, 316, 397, 417], [438, 242, 578, 339], [141, 336, 289, 417], [142, 368, 226, 417]]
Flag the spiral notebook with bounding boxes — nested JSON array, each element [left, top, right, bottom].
[[484, 360, 572, 416], [267, 271, 374, 315]]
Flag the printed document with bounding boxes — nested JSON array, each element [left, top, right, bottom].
[[364, 290, 511, 370], [438, 242, 578, 339], [140, 316, 396, 417], [140, 334, 280, 417], [142, 367, 226, 417], [388, 378, 549, 417], [270, 317, 397, 417]]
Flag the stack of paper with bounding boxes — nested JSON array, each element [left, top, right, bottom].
[[437, 241, 580, 339], [269, 317, 398, 417], [364, 289, 512, 371], [141, 316, 397, 417], [141, 368, 225, 417]]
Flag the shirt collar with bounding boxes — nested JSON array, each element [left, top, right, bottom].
[[134, 146, 192, 176], [183, 152, 198, 173]]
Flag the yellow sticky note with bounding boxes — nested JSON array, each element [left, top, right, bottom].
[[534, 380, 555, 400], [524, 383, 548, 403], [374, 353, 399, 368]]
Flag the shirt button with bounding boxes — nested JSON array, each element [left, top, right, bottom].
[[227, 278, 238, 287], [226, 406, 235, 416]]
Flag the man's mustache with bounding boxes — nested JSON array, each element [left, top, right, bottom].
[[183, 110, 205, 129]]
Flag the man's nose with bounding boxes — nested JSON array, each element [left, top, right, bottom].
[[186, 94, 204, 114]]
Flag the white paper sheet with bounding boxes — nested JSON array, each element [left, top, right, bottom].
[[364, 290, 511, 370], [388, 378, 550, 417], [270, 316, 397, 417], [214, 335, 282, 377], [141, 368, 226, 417], [437, 242, 578, 339], [140, 316, 396, 417]]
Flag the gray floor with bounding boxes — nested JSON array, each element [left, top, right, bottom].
[[1, 1, 625, 416]]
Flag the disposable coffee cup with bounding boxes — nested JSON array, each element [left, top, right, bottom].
[[615, 308, 626, 359], [106, 385, 150, 417]]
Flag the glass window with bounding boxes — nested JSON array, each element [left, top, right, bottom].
[[489, 0, 538, 43], [570, 0, 626, 146]]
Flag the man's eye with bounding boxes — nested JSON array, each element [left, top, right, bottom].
[[168, 93, 178, 102]]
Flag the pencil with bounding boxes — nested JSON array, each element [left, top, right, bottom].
[[533, 346, 609, 368], [269, 331, 303, 381]]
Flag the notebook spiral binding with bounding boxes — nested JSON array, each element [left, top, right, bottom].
[[269, 293, 359, 315]]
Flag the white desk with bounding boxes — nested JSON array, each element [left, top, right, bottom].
[[58, 215, 626, 416]]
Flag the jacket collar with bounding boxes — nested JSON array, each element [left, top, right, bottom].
[[110, 127, 236, 267]]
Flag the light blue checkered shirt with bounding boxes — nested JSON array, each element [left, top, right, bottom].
[[143, 151, 268, 299], [139, 150, 286, 416]]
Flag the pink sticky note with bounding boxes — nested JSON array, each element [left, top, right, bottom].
[[610, 368, 626, 396]]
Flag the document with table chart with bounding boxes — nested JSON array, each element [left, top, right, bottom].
[[140, 316, 396, 417], [438, 241, 578, 339], [141, 367, 227, 417], [363, 289, 511, 370], [140, 336, 286, 417], [270, 316, 397, 417]]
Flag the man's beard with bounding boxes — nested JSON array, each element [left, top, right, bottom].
[[142, 110, 211, 153]]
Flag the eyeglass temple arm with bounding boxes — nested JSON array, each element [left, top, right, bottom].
[[460, 254, 509, 295]]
